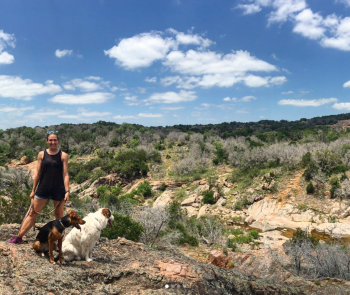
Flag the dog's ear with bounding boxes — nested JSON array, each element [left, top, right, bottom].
[[101, 208, 111, 219]]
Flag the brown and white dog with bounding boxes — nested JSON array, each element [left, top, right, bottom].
[[33, 210, 86, 264], [62, 208, 114, 262]]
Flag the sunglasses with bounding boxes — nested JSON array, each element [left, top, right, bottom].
[[47, 131, 58, 134]]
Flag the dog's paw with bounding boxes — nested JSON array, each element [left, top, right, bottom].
[[86, 258, 93, 262], [41, 253, 45, 257]]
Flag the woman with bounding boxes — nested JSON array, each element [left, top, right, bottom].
[[8, 131, 70, 244]]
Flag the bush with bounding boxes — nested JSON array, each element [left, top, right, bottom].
[[301, 152, 312, 168], [234, 197, 249, 211], [137, 181, 153, 198], [227, 239, 238, 251], [306, 182, 315, 194], [23, 149, 36, 161], [109, 137, 121, 147], [332, 164, 349, 175], [115, 149, 149, 179], [159, 182, 167, 192], [202, 190, 215, 205], [75, 170, 90, 184], [101, 213, 144, 241]]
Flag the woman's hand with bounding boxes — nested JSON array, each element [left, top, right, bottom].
[[30, 191, 35, 199], [64, 192, 70, 202]]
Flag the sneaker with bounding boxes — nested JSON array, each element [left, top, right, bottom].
[[7, 235, 23, 244]]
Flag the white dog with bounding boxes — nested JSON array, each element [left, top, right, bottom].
[[62, 208, 114, 262]]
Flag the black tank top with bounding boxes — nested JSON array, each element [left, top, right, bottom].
[[35, 149, 65, 200]]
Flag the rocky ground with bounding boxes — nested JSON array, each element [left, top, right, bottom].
[[1, 224, 350, 295]]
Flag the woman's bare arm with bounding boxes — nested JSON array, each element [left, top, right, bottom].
[[30, 151, 43, 199], [62, 152, 70, 202]]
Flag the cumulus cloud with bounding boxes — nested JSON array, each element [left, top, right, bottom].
[[124, 95, 141, 106], [63, 79, 102, 92], [58, 111, 111, 119], [238, 0, 350, 51], [333, 102, 350, 110], [49, 92, 114, 104], [344, 80, 350, 88], [282, 90, 294, 94], [146, 90, 197, 104], [278, 97, 338, 106], [0, 75, 62, 100], [0, 30, 16, 64], [145, 77, 157, 83], [105, 29, 285, 89], [237, 4, 262, 15], [55, 49, 73, 58], [104, 32, 176, 69]]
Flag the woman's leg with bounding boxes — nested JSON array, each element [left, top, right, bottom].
[[18, 198, 47, 238], [54, 199, 65, 220]]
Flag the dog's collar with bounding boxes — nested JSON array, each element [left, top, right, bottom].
[[58, 219, 66, 230]]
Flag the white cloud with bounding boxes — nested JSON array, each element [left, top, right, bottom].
[[55, 49, 73, 58], [241, 95, 257, 102], [85, 76, 102, 81], [164, 49, 276, 76], [271, 53, 278, 60], [223, 96, 256, 102], [147, 90, 197, 104], [333, 102, 350, 110], [0, 30, 15, 64], [138, 113, 163, 118], [50, 92, 114, 104], [104, 32, 176, 69], [282, 90, 294, 94], [0, 51, 15, 64], [114, 115, 137, 120], [0, 106, 35, 112], [145, 77, 157, 83], [64, 79, 102, 92], [239, 0, 350, 51], [237, 4, 262, 15], [159, 106, 184, 110], [168, 28, 213, 48], [124, 95, 141, 106], [293, 9, 325, 40], [0, 75, 62, 100], [278, 97, 338, 107], [344, 80, 350, 88]]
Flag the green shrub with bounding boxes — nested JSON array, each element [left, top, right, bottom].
[[23, 149, 36, 161], [159, 182, 167, 192], [154, 142, 166, 151], [75, 170, 90, 184], [227, 239, 238, 251], [101, 213, 144, 241], [128, 139, 139, 149], [289, 228, 319, 246], [115, 149, 149, 179], [137, 181, 153, 198], [248, 230, 259, 239], [306, 182, 315, 194], [109, 137, 121, 147], [332, 164, 349, 175], [234, 197, 249, 211], [202, 190, 215, 204], [301, 152, 312, 168]]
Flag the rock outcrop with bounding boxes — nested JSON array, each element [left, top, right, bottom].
[[1, 224, 349, 294]]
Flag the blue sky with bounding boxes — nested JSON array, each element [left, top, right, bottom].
[[1, 0, 350, 129]]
